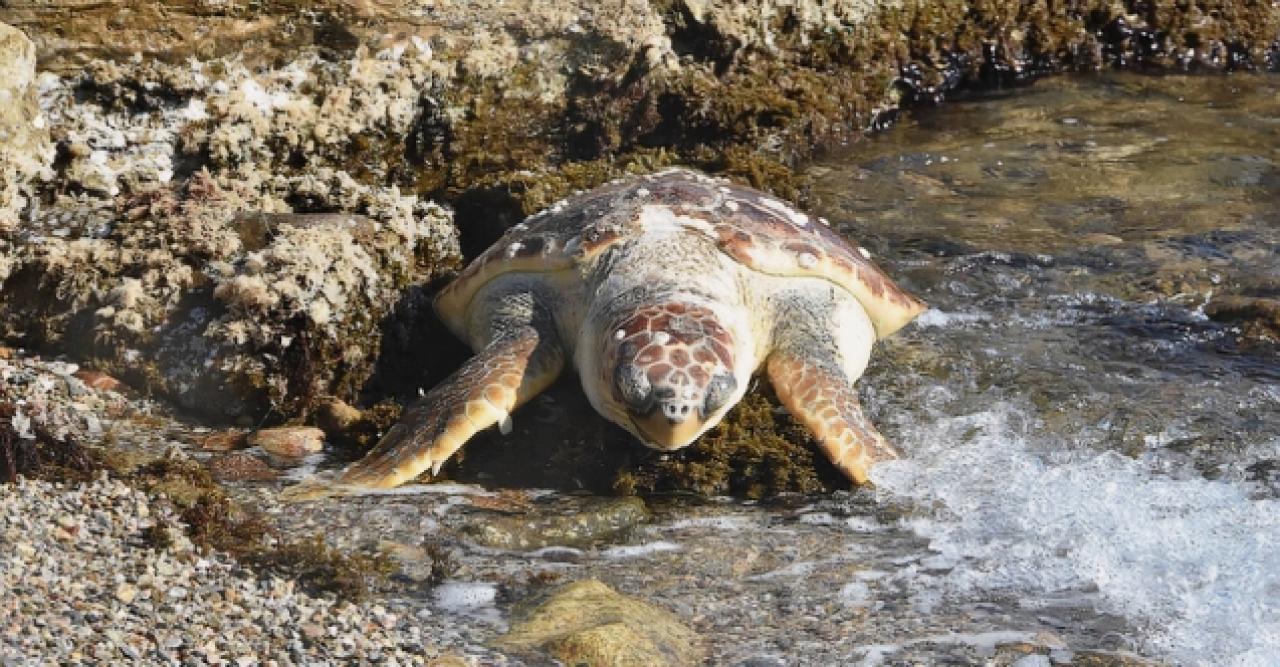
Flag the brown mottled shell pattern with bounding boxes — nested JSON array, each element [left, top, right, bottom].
[[434, 168, 926, 339]]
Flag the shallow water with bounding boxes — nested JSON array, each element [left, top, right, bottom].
[[265, 73, 1280, 665], [816, 72, 1280, 664]]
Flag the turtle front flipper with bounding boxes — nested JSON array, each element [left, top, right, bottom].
[[765, 347, 898, 486], [282, 323, 564, 501]]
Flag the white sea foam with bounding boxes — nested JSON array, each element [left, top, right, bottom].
[[872, 405, 1280, 665], [913, 309, 990, 328], [857, 631, 1038, 666], [432, 581, 502, 624], [600, 541, 683, 559], [665, 515, 755, 531]]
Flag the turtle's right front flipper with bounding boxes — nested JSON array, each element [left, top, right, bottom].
[[282, 322, 564, 501]]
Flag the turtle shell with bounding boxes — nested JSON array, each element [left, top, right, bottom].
[[435, 168, 926, 339]]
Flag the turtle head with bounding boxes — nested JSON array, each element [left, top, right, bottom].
[[602, 302, 741, 450]]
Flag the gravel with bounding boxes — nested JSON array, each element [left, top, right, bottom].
[[0, 475, 495, 664]]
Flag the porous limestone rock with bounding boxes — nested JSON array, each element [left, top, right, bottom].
[[0, 21, 52, 232]]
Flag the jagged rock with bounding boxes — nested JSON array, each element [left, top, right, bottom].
[[0, 175, 460, 422]]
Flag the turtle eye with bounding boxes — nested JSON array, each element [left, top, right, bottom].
[[614, 362, 655, 415], [701, 372, 737, 417]]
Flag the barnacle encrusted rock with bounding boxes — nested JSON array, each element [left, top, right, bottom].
[[0, 21, 53, 231], [0, 172, 459, 422]]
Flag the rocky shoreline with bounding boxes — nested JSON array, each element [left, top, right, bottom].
[[2, 1, 1278, 664], [2, 2, 1277, 425]]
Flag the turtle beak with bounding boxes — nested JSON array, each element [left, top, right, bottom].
[[629, 408, 705, 450]]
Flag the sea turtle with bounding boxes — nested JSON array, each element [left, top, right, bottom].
[[284, 168, 925, 499]]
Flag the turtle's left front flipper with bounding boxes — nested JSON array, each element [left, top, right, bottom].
[[766, 346, 898, 485], [282, 321, 564, 501]]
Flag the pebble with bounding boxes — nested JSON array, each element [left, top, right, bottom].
[[72, 369, 123, 392], [250, 427, 326, 459], [114, 583, 138, 604], [0, 476, 486, 663]]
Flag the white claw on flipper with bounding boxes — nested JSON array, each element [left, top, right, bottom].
[[431, 460, 445, 476], [499, 414, 513, 435]]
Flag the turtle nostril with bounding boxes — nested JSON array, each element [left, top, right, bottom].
[[662, 401, 692, 424]]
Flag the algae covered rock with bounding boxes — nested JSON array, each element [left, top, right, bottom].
[[496, 579, 705, 667], [1206, 295, 1280, 344], [461, 497, 648, 551], [0, 21, 53, 230]]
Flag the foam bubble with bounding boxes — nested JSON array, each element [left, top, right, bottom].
[[432, 581, 502, 624], [665, 515, 755, 531], [873, 405, 1280, 664], [600, 541, 683, 559]]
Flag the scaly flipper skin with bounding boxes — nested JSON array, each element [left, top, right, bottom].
[[282, 320, 564, 501], [766, 350, 898, 485]]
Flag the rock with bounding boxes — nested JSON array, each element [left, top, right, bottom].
[[72, 370, 124, 393], [427, 657, 471, 667], [462, 497, 648, 551], [206, 451, 279, 482], [496, 579, 705, 666], [199, 430, 249, 452], [0, 21, 52, 229], [1, 171, 460, 423], [250, 427, 325, 460], [0, 0, 1276, 430], [1068, 650, 1165, 667], [315, 398, 363, 437], [1205, 295, 1280, 341]]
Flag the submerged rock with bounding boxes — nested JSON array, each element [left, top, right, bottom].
[[1205, 295, 1280, 343], [461, 497, 649, 551], [206, 451, 279, 482], [496, 579, 705, 666], [250, 427, 326, 460], [198, 430, 249, 452]]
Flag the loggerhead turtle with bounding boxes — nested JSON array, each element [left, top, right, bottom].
[[285, 168, 925, 499]]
